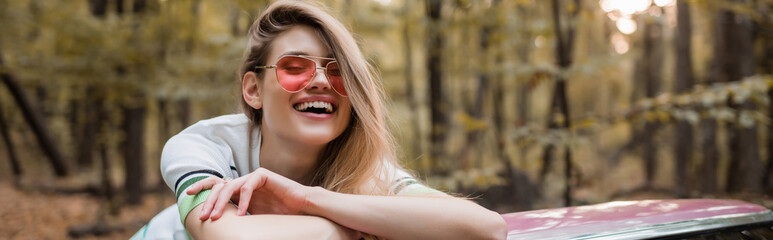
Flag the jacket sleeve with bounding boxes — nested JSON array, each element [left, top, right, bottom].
[[385, 164, 446, 197], [160, 127, 237, 224]]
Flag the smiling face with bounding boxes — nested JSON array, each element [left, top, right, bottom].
[[243, 25, 352, 147]]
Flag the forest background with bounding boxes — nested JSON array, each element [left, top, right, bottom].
[[0, 0, 772, 238]]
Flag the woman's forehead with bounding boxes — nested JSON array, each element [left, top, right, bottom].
[[279, 50, 334, 59], [269, 25, 333, 60]]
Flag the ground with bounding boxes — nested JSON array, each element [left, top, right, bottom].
[[0, 181, 175, 240]]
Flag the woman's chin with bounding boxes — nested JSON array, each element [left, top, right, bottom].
[[292, 128, 342, 145]]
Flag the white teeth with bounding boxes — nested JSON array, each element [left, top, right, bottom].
[[294, 101, 333, 113]]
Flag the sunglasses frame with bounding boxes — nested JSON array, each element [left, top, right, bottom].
[[255, 54, 347, 97]]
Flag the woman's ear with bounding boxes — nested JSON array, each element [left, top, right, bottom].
[[242, 71, 263, 110]]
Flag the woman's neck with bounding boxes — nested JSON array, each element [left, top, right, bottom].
[[258, 126, 324, 185]]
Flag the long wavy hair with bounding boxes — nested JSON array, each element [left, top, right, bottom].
[[238, 0, 400, 196]]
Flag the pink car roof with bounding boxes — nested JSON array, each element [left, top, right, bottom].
[[502, 199, 770, 239]]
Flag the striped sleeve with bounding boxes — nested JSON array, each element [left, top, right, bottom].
[[390, 168, 446, 197], [160, 130, 235, 224]]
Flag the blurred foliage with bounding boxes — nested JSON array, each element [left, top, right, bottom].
[[0, 0, 771, 212]]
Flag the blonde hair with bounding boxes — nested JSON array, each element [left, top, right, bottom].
[[238, 0, 399, 196]]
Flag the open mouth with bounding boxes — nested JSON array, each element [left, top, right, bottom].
[[293, 101, 336, 114]]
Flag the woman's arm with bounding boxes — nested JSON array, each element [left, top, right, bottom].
[[194, 168, 507, 240], [185, 203, 359, 240], [303, 187, 507, 240]]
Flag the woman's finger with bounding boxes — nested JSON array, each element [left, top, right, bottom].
[[199, 182, 224, 221], [186, 176, 221, 195], [237, 171, 266, 216], [210, 178, 244, 220]]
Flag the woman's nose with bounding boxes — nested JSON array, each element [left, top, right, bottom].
[[306, 67, 332, 91]]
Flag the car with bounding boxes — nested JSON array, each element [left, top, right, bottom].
[[502, 199, 773, 239]]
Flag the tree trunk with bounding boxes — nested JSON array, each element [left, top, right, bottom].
[[515, 5, 530, 127], [546, 0, 580, 206], [539, 144, 556, 184], [230, 7, 242, 37], [764, 30, 773, 193], [641, 17, 663, 189], [178, 98, 191, 129], [461, 25, 492, 170], [402, 12, 423, 161], [97, 101, 115, 214], [132, 0, 146, 14], [642, 122, 658, 188], [724, 7, 760, 193], [115, 0, 124, 14], [673, 1, 694, 197], [466, 73, 488, 169], [88, 0, 108, 17], [185, 0, 202, 53], [122, 102, 146, 205], [765, 86, 773, 193], [700, 9, 729, 194], [700, 119, 718, 193], [157, 98, 171, 190], [557, 80, 573, 205], [0, 103, 22, 178], [0, 57, 69, 176], [68, 98, 80, 166], [158, 99, 170, 144], [426, 0, 448, 175], [493, 55, 537, 210], [122, 0, 150, 205], [76, 87, 98, 168]]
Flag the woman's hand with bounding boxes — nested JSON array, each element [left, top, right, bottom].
[[186, 168, 312, 221]]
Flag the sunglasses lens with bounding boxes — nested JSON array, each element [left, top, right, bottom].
[[276, 56, 315, 92], [325, 61, 347, 96]]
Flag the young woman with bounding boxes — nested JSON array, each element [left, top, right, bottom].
[[133, 1, 506, 239]]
